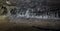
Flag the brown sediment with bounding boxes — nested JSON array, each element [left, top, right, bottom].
[[0, 16, 60, 31]]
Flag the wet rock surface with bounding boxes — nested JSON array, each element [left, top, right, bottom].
[[7, 0, 60, 19], [0, 0, 60, 18]]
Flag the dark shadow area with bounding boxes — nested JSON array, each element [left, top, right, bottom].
[[32, 26, 60, 31]]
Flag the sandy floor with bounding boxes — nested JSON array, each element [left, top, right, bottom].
[[0, 16, 60, 31]]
